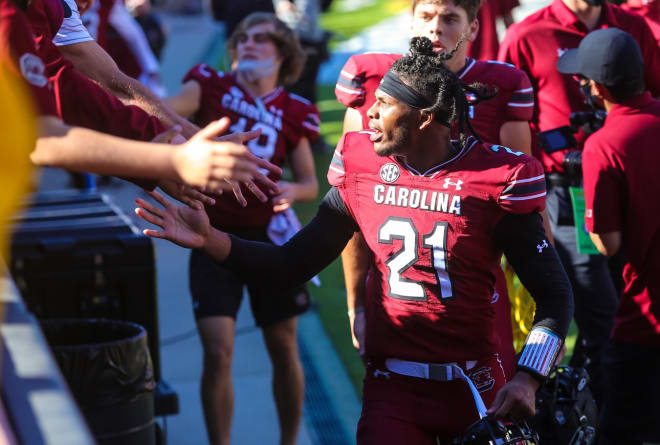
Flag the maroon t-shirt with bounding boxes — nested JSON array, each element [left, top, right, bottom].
[[328, 132, 545, 362], [183, 65, 321, 229], [498, 0, 660, 173], [582, 92, 660, 346], [0, 0, 56, 116], [335, 53, 534, 146]]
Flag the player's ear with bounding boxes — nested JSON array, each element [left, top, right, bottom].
[[467, 18, 479, 42], [418, 110, 434, 130]]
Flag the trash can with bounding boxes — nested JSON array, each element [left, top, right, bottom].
[[41, 319, 157, 445]]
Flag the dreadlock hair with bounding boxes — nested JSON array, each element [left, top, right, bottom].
[[389, 36, 495, 144]]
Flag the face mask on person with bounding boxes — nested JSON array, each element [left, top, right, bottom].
[[235, 57, 281, 83]]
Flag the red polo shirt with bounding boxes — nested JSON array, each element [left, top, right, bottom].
[[468, 0, 520, 61], [582, 92, 660, 346], [498, 0, 660, 173], [622, 0, 660, 40]]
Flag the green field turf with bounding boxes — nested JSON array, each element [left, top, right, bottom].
[[321, 0, 409, 44], [295, 85, 579, 395]]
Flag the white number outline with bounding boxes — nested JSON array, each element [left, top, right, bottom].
[[378, 218, 454, 302], [423, 222, 454, 300], [229, 117, 278, 173], [378, 217, 424, 301]]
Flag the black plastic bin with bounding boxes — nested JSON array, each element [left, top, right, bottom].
[[41, 319, 157, 445]]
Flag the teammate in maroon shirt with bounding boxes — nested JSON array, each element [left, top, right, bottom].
[[165, 12, 319, 445], [558, 29, 660, 444], [0, 0, 281, 192], [622, 0, 660, 40], [498, 0, 660, 405], [498, 0, 660, 173], [334, 0, 537, 379], [135, 37, 573, 444], [466, 0, 518, 61]]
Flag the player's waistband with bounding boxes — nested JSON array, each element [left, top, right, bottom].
[[382, 358, 478, 382], [370, 357, 490, 416]]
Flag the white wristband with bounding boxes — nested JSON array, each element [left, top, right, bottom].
[[517, 327, 562, 378]]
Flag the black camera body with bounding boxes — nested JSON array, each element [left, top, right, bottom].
[[537, 108, 607, 178]]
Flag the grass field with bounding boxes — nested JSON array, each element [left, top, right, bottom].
[[321, 0, 409, 44]]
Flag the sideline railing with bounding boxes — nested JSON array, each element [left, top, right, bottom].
[[0, 267, 95, 445]]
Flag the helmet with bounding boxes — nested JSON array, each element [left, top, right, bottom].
[[450, 416, 540, 445], [529, 365, 598, 444]]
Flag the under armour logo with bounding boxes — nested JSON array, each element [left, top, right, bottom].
[[537, 240, 549, 253], [443, 178, 463, 191], [373, 369, 391, 379]]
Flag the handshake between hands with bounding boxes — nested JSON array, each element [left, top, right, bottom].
[[156, 116, 282, 210]]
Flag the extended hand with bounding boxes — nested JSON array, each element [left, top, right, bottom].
[[487, 371, 539, 421], [135, 190, 210, 249], [173, 117, 282, 194], [158, 179, 215, 210], [271, 181, 295, 213]]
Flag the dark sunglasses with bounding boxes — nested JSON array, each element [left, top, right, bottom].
[[237, 32, 278, 45]]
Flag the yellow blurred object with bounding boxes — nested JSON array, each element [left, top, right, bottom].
[[503, 258, 536, 353], [0, 59, 36, 275]]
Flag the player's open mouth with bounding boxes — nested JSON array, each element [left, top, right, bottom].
[[432, 41, 444, 52], [369, 128, 383, 142]]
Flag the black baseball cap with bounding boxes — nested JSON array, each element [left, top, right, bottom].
[[557, 28, 644, 85]]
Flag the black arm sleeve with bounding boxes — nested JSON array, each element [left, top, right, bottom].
[[221, 187, 359, 292], [494, 212, 574, 339]]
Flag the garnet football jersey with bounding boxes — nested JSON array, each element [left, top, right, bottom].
[[1, 0, 56, 116], [335, 52, 402, 130], [328, 132, 545, 363], [183, 64, 321, 229], [27, 0, 166, 143], [27, 0, 73, 76], [335, 53, 534, 146]]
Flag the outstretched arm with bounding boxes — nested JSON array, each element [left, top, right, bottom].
[[34, 116, 281, 192], [487, 212, 573, 420], [59, 40, 200, 138], [136, 187, 359, 291]]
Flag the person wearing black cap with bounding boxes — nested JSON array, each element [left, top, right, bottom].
[[499, 0, 660, 409], [558, 28, 660, 445]]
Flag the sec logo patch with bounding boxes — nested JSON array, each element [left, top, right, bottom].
[[19, 53, 47, 88], [380, 163, 400, 183]]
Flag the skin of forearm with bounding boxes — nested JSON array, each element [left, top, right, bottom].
[[114, 77, 200, 138], [203, 227, 234, 262], [342, 232, 371, 310], [33, 117, 179, 180], [291, 177, 319, 202]]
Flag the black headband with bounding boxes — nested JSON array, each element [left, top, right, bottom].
[[378, 71, 451, 127], [379, 71, 432, 109]]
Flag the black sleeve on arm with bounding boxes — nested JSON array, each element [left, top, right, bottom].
[[494, 212, 574, 339], [221, 187, 359, 292]]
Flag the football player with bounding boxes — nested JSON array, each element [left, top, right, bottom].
[[135, 37, 574, 444], [164, 12, 320, 445], [335, 0, 540, 378]]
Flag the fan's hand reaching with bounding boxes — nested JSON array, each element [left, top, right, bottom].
[[135, 190, 210, 249]]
